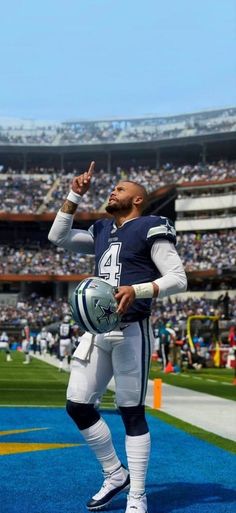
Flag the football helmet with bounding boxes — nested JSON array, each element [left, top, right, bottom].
[[70, 277, 120, 334]]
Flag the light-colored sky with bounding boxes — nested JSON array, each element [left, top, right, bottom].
[[0, 0, 235, 121]]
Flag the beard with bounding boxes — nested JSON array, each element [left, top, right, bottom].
[[105, 197, 133, 214]]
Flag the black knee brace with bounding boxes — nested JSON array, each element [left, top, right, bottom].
[[66, 400, 100, 430], [119, 405, 149, 436]]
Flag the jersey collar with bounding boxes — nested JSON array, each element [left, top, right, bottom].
[[112, 217, 139, 232]]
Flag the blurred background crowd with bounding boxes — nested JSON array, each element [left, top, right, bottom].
[[0, 228, 235, 275], [0, 108, 236, 146], [0, 159, 235, 213]]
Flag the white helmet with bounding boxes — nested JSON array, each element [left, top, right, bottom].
[[70, 277, 120, 335]]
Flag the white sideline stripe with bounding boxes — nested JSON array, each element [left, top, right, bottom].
[[146, 380, 236, 442], [109, 377, 236, 442], [31, 354, 236, 442], [180, 374, 231, 386]]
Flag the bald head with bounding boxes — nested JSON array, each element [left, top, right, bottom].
[[106, 180, 148, 216], [120, 181, 148, 206]]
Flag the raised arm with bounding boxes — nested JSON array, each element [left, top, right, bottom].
[[61, 161, 95, 215], [48, 162, 95, 254]]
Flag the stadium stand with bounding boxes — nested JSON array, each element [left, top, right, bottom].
[[177, 230, 236, 271], [0, 227, 235, 275], [0, 108, 235, 365], [0, 160, 235, 213], [0, 295, 235, 330], [0, 246, 94, 275], [0, 107, 236, 145], [0, 174, 54, 213]]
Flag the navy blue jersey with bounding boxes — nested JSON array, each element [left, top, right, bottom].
[[91, 215, 176, 322], [59, 322, 73, 339]]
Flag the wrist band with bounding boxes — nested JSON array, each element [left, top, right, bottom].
[[67, 190, 82, 205], [132, 282, 154, 299]]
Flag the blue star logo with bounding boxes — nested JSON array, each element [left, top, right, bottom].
[[97, 302, 116, 325]]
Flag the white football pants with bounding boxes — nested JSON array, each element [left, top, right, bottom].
[[67, 319, 153, 407]]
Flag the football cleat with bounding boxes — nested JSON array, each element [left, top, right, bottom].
[[125, 493, 148, 513], [87, 464, 130, 511]]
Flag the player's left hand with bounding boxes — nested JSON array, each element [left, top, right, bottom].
[[115, 286, 135, 314]]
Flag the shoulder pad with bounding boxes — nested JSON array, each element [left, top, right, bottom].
[[146, 216, 176, 244]]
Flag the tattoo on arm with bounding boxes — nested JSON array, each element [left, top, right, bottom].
[[61, 200, 78, 214]]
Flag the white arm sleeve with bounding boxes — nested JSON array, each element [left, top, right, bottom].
[[151, 240, 187, 299], [48, 211, 95, 254]]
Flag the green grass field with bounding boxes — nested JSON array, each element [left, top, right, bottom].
[[0, 352, 235, 406], [0, 352, 115, 407], [150, 361, 236, 401], [0, 351, 235, 453]]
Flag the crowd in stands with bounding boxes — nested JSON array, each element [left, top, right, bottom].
[[151, 294, 236, 326], [0, 246, 95, 275], [46, 168, 122, 212], [0, 160, 235, 213], [0, 108, 235, 146], [0, 295, 69, 327], [0, 175, 54, 213], [0, 228, 235, 274], [177, 183, 236, 199], [0, 294, 235, 331], [171, 160, 236, 183], [0, 166, 59, 176], [177, 230, 236, 271], [0, 125, 57, 145]]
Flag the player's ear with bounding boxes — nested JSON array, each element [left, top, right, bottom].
[[133, 195, 144, 207]]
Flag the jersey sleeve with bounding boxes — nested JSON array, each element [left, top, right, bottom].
[[146, 216, 176, 246], [48, 211, 95, 254]]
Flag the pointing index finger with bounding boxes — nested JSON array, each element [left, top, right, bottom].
[[87, 161, 95, 177]]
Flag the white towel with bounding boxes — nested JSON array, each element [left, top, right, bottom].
[[73, 333, 94, 361]]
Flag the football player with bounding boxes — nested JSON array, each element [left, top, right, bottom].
[[48, 161, 187, 513], [58, 314, 73, 371], [36, 327, 54, 356], [0, 330, 12, 362], [21, 319, 31, 365]]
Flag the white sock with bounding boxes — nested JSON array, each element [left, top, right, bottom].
[[125, 432, 151, 496], [81, 418, 121, 473]]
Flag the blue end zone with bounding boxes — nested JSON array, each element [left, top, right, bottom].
[[0, 407, 235, 513]]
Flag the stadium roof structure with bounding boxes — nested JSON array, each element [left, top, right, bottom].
[[0, 107, 236, 148], [0, 106, 235, 125]]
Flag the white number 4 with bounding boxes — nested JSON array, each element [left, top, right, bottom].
[[98, 243, 122, 286]]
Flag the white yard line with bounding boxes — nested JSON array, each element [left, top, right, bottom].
[[32, 354, 236, 442]]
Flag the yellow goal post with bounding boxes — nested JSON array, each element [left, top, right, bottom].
[[186, 315, 220, 353]]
